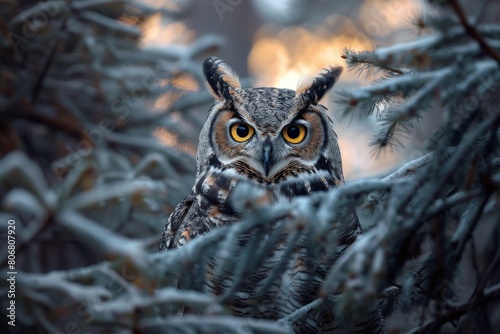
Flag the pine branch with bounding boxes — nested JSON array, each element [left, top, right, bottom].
[[278, 298, 327, 325], [341, 48, 406, 75], [447, 0, 500, 65], [3, 0, 500, 332], [408, 278, 500, 333], [382, 148, 456, 181]]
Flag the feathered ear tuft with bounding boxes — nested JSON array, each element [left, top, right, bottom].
[[295, 66, 342, 107], [203, 56, 241, 102]]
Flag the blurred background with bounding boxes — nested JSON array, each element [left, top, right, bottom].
[[1, 0, 446, 332], [144, 0, 426, 180], [0, 0, 428, 278], [0, 0, 424, 309]]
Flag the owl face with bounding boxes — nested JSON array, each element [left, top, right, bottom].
[[196, 57, 344, 196], [208, 87, 334, 180]]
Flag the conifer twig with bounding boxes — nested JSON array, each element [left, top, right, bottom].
[[448, 0, 500, 65]]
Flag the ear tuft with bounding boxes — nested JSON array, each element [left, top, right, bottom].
[[295, 66, 342, 107], [203, 56, 241, 101]]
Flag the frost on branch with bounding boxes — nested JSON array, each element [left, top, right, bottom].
[[1, 0, 500, 333], [336, 1, 500, 332]]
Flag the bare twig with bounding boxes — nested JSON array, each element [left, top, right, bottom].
[[30, 2, 71, 104], [448, 0, 500, 65]]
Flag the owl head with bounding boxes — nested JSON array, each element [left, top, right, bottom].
[[195, 56, 344, 196]]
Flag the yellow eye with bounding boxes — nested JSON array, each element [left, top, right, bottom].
[[230, 123, 254, 142], [282, 124, 307, 144]]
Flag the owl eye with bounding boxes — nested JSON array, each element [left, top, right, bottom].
[[282, 124, 307, 144], [230, 123, 254, 142]]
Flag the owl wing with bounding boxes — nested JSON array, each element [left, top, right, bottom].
[[158, 191, 196, 251]]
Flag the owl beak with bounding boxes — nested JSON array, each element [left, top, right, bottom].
[[262, 140, 273, 176]]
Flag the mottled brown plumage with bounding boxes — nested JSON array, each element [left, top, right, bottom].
[[159, 56, 384, 333]]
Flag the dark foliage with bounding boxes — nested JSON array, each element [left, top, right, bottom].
[[0, 0, 499, 333]]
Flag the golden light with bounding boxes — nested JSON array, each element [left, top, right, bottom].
[[359, 0, 418, 33], [141, 11, 200, 151], [154, 127, 197, 155], [247, 1, 419, 178], [154, 74, 199, 109], [140, 13, 195, 47], [145, 0, 419, 175], [171, 74, 199, 92], [248, 37, 290, 87], [248, 17, 373, 89]]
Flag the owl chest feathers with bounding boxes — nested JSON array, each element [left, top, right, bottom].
[[194, 153, 343, 224]]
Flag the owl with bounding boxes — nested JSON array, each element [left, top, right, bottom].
[[159, 57, 384, 333]]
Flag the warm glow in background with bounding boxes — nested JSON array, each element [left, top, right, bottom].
[[146, 0, 422, 179]]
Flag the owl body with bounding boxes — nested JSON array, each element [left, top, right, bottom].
[[159, 57, 384, 333]]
